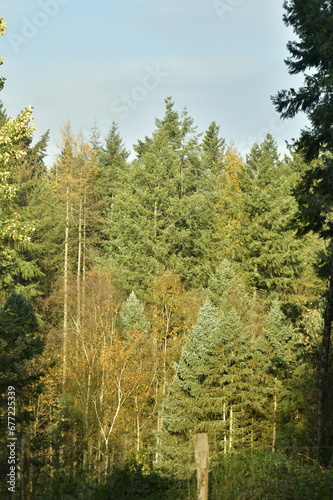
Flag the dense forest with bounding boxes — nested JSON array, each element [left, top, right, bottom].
[[2, 2, 333, 498]]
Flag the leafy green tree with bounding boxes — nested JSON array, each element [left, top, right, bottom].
[[0, 107, 40, 294]]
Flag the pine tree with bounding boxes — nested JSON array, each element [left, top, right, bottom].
[[260, 300, 299, 450], [272, 0, 333, 161], [120, 291, 150, 336], [103, 98, 218, 293], [161, 300, 256, 475], [0, 293, 45, 498], [97, 122, 129, 214], [236, 134, 304, 298]]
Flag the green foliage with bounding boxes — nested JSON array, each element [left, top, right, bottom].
[[102, 98, 219, 293], [236, 135, 305, 298], [94, 462, 193, 500], [0, 292, 44, 392], [34, 453, 333, 499], [1, 5, 332, 495], [161, 298, 266, 474], [120, 291, 150, 335], [36, 462, 195, 500], [97, 122, 129, 213], [210, 449, 333, 499], [272, 0, 333, 160]]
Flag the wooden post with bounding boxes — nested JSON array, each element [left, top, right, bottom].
[[194, 433, 209, 500]]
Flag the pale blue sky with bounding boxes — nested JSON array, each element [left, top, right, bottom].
[[0, 0, 307, 164]]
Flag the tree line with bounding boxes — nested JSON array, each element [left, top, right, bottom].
[[2, 2, 333, 497]]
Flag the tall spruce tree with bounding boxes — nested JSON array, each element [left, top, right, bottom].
[[272, 0, 333, 459], [103, 98, 218, 293], [161, 299, 258, 475], [120, 291, 150, 336], [0, 293, 45, 499], [236, 134, 304, 299], [272, 0, 333, 161], [97, 122, 129, 214]]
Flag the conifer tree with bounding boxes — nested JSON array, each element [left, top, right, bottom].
[[161, 300, 256, 475], [272, 0, 333, 456], [0, 293, 45, 498], [103, 98, 218, 293], [260, 300, 299, 449], [272, 0, 333, 161], [97, 122, 129, 213], [120, 291, 150, 335], [236, 134, 304, 298], [201, 121, 226, 176]]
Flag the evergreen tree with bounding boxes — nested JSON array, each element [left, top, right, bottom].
[[272, 0, 333, 161], [103, 98, 219, 293], [260, 300, 300, 449], [272, 0, 333, 458], [120, 291, 150, 335], [236, 134, 304, 298], [201, 121, 226, 176], [0, 293, 44, 392], [161, 300, 256, 475], [97, 122, 129, 213], [0, 293, 45, 499]]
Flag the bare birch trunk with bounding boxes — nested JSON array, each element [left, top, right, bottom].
[[82, 189, 87, 317], [135, 396, 140, 453], [62, 185, 69, 387], [76, 198, 82, 358], [223, 401, 227, 454], [229, 406, 233, 451], [272, 377, 277, 452]]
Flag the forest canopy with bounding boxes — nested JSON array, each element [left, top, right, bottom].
[[2, 4, 333, 498]]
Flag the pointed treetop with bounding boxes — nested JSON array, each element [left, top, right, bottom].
[[120, 291, 150, 334]]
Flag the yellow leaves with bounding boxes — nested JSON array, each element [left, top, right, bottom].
[[0, 17, 7, 37], [0, 107, 35, 167]]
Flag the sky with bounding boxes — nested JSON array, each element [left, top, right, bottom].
[[0, 0, 308, 165]]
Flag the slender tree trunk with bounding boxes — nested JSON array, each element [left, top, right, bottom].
[[154, 199, 158, 239], [62, 185, 70, 387], [317, 268, 333, 458], [82, 189, 87, 317], [135, 396, 140, 453], [272, 377, 277, 452], [76, 198, 82, 358], [223, 401, 227, 454], [229, 406, 233, 451], [155, 411, 162, 464]]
